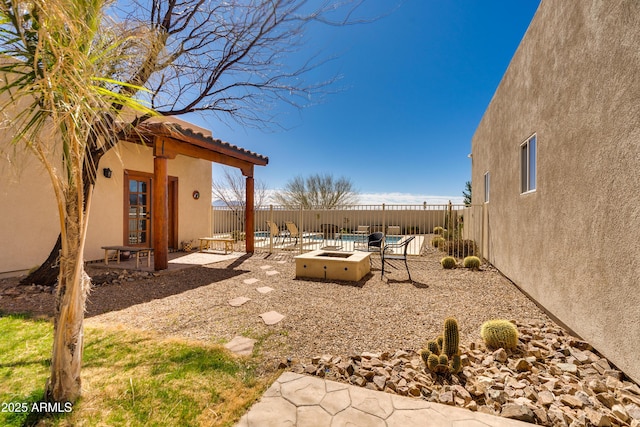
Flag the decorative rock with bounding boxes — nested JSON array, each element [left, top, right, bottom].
[[597, 392, 616, 409], [501, 403, 536, 423], [585, 407, 613, 427], [557, 363, 578, 374], [373, 375, 386, 390], [588, 379, 608, 393], [438, 391, 454, 405], [514, 358, 532, 372], [493, 348, 508, 363], [611, 404, 630, 423], [560, 394, 584, 409], [538, 390, 556, 406]]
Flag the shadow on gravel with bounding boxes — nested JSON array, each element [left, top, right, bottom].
[[85, 265, 248, 318]]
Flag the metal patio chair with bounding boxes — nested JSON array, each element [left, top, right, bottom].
[[382, 236, 416, 282], [354, 232, 384, 265]]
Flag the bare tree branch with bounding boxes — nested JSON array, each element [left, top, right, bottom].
[[273, 173, 358, 209]]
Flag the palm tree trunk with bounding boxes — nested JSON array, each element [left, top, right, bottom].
[[45, 188, 93, 403]]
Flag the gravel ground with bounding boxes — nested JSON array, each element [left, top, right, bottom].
[[1, 251, 553, 367]]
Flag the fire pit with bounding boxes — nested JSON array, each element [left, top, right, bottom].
[[294, 250, 371, 281]]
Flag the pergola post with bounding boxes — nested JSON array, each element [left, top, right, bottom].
[[245, 172, 255, 253], [153, 155, 169, 270]]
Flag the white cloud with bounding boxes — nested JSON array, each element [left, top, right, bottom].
[[355, 192, 464, 206]]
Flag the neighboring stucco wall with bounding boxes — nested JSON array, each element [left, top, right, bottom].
[[1, 140, 212, 275], [471, 0, 640, 382]]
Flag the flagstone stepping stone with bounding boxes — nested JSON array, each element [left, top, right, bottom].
[[265, 270, 280, 276], [256, 286, 274, 294], [243, 278, 260, 285], [260, 265, 272, 270], [228, 296, 250, 307], [260, 311, 285, 325], [224, 336, 256, 356]]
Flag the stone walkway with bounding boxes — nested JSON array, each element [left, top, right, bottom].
[[224, 262, 287, 355], [237, 372, 533, 427]]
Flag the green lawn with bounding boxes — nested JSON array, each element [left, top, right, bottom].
[[0, 314, 273, 426]]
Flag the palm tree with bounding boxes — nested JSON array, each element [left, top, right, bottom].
[[0, 0, 153, 403]]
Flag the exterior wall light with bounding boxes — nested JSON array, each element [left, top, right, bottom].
[[103, 168, 112, 178], [192, 190, 200, 200]]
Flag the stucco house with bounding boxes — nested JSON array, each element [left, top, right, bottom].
[[470, 1, 639, 383], [0, 117, 267, 276]]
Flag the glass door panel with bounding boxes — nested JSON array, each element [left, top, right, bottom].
[[126, 175, 151, 246]]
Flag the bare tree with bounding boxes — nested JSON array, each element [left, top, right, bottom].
[[1, 0, 377, 404], [212, 168, 267, 236], [19, 0, 376, 287], [273, 173, 358, 208], [212, 168, 268, 210]]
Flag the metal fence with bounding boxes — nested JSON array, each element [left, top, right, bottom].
[[211, 203, 483, 259]]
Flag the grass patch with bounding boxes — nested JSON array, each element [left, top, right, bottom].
[[0, 314, 275, 426]]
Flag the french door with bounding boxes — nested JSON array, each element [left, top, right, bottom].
[[124, 171, 178, 248], [125, 172, 152, 246]]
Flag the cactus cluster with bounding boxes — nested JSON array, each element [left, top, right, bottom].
[[440, 256, 456, 269], [420, 317, 462, 375], [433, 226, 445, 235], [431, 236, 445, 248], [480, 319, 519, 350], [463, 256, 481, 270]]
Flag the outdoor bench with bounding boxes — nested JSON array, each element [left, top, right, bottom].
[[101, 246, 153, 269], [198, 237, 235, 254]]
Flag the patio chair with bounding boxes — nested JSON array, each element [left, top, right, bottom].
[[354, 232, 384, 265], [266, 220, 288, 244], [284, 221, 322, 245], [354, 225, 370, 235], [382, 236, 416, 282]]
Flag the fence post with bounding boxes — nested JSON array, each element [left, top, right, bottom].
[[382, 203, 386, 235], [299, 205, 304, 255], [269, 204, 273, 254]]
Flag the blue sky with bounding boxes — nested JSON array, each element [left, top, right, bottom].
[[187, 1, 541, 205]]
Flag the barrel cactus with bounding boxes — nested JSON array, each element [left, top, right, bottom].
[[441, 256, 456, 269], [420, 317, 462, 375], [431, 236, 445, 248], [433, 226, 444, 235], [463, 256, 481, 270], [480, 319, 519, 350]]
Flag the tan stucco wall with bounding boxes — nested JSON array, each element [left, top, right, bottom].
[[0, 151, 60, 276], [1, 140, 212, 275], [471, 0, 640, 382]]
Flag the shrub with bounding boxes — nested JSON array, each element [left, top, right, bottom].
[[443, 239, 477, 258], [433, 226, 444, 235], [463, 256, 481, 270], [230, 230, 246, 242], [440, 256, 456, 269], [480, 319, 519, 350], [431, 236, 445, 248]]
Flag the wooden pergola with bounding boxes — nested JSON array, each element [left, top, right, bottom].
[[128, 121, 268, 271]]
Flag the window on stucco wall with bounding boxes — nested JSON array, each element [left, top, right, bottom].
[[520, 134, 536, 193], [484, 172, 490, 203]]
